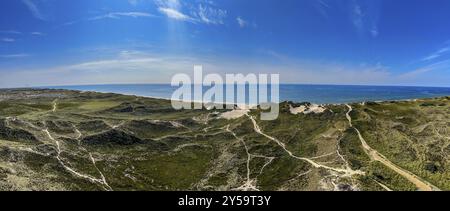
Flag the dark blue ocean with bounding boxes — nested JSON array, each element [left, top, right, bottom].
[[44, 84, 450, 104]]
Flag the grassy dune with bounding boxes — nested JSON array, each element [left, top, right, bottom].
[[0, 89, 448, 191]]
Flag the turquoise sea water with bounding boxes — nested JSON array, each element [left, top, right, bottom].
[[44, 84, 450, 104]]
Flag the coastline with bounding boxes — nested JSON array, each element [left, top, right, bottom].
[[2, 87, 449, 107], [5, 83, 450, 105]]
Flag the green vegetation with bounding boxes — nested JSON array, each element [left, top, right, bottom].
[[0, 89, 448, 191]]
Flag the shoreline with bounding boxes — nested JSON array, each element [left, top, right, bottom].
[[2, 82, 449, 89], [63, 88, 450, 106], [1, 87, 449, 107]]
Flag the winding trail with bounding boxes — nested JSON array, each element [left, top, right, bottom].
[[44, 128, 109, 189], [246, 114, 364, 177], [52, 99, 58, 112], [8, 99, 113, 190], [227, 125, 267, 191], [375, 180, 393, 191], [336, 138, 352, 171], [345, 104, 440, 191], [41, 103, 112, 191], [72, 126, 112, 191], [287, 170, 312, 184]]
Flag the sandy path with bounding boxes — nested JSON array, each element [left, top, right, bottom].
[[73, 125, 112, 190], [44, 126, 112, 191], [52, 99, 58, 112], [246, 114, 364, 177], [375, 180, 393, 191], [227, 125, 274, 191], [345, 104, 440, 191], [47, 100, 112, 189], [44, 129, 103, 183]]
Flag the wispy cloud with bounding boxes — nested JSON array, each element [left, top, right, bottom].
[[158, 7, 192, 21], [0, 30, 22, 35], [193, 4, 227, 25], [31, 31, 45, 36], [316, 0, 380, 37], [21, 0, 46, 20], [89, 12, 155, 21], [351, 4, 364, 32], [155, 0, 182, 8], [314, 0, 331, 17], [258, 49, 291, 61], [370, 26, 379, 37], [236, 17, 248, 28], [156, 0, 227, 24], [4, 47, 442, 87], [401, 59, 450, 79], [0, 51, 198, 87], [350, 1, 380, 38], [0, 51, 394, 87], [0, 54, 29, 58], [422, 47, 449, 61], [1, 38, 15, 42], [61, 12, 155, 27], [318, 0, 330, 8]]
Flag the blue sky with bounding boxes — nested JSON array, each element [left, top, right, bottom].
[[1, 0, 450, 87]]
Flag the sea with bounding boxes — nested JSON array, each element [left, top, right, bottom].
[[43, 84, 450, 104]]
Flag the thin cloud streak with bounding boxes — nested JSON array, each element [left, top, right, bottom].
[[31, 32, 45, 36], [349, 1, 380, 38], [21, 0, 46, 20], [0, 30, 22, 35], [236, 17, 247, 28], [60, 12, 156, 27], [194, 4, 227, 25], [401, 59, 450, 79], [0, 54, 29, 58], [156, 0, 227, 25], [1, 38, 15, 42], [158, 7, 193, 21], [314, 0, 331, 17], [89, 12, 155, 21], [422, 47, 449, 61]]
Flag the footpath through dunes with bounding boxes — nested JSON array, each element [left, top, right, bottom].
[[245, 114, 365, 177], [345, 104, 441, 191], [52, 99, 58, 112], [1, 89, 449, 191], [45, 98, 113, 190]]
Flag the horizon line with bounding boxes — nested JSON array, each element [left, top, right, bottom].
[[32, 82, 450, 89], [1, 82, 450, 90]]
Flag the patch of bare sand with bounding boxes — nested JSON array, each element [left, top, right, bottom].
[[220, 109, 250, 120], [290, 104, 326, 115]]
